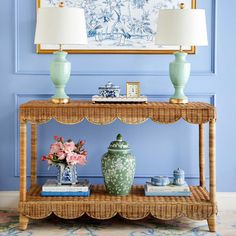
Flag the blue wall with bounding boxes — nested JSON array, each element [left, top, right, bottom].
[[0, 0, 235, 191]]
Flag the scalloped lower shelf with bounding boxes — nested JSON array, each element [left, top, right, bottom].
[[19, 185, 216, 221]]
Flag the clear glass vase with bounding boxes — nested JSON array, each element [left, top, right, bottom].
[[57, 163, 77, 185]]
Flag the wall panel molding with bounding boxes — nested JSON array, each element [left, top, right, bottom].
[[14, 93, 216, 178], [13, 0, 217, 76]]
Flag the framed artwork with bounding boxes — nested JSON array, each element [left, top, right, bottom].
[[36, 0, 196, 54], [126, 82, 140, 97]]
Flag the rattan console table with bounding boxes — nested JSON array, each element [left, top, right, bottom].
[[18, 100, 217, 231]]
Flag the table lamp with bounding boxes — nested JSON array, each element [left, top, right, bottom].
[[34, 2, 88, 104], [155, 3, 208, 104]]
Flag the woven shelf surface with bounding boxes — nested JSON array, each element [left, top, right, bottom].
[[19, 185, 217, 221], [19, 100, 216, 125]]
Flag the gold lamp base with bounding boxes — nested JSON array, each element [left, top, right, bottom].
[[51, 98, 70, 104], [169, 98, 188, 104]]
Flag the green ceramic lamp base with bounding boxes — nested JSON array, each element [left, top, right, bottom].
[[169, 52, 191, 104], [50, 51, 71, 104]]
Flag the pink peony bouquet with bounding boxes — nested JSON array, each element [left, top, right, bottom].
[[41, 136, 88, 166]]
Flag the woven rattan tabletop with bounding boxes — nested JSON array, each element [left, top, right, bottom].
[[19, 100, 216, 125]]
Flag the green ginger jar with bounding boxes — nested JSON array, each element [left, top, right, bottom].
[[102, 134, 136, 195]]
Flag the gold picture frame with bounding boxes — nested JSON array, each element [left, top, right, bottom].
[[36, 0, 196, 54], [126, 82, 141, 98]]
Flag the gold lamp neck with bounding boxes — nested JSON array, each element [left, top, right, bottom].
[[179, 3, 185, 51], [58, 2, 64, 52], [180, 3, 185, 9], [59, 44, 63, 52]]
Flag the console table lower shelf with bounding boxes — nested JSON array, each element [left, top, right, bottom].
[[19, 185, 217, 231]]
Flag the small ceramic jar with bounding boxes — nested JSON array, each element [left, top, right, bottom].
[[173, 168, 185, 186], [151, 176, 170, 186], [99, 82, 120, 97]]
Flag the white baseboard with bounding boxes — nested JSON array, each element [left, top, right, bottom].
[[0, 191, 236, 210], [0, 191, 19, 209]]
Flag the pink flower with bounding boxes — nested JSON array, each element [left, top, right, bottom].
[[59, 142, 65, 151], [57, 151, 66, 160], [77, 154, 87, 165], [66, 152, 87, 166], [48, 154, 53, 159], [64, 141, 75, 153], [41, 156, 47, 161], [49, 143, 61, 154], [41, 136, 87, 166]]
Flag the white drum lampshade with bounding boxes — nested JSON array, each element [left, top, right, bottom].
[[34, 7, 88, 45], [155, 9, 208, 47]]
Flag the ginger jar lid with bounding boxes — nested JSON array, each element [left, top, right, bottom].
[[173, 168, 184, 175], [108, 134, 130, 151], [99, 81, 120, 89]]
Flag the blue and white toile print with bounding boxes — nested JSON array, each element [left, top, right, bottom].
[[39, 0, 193, 52]]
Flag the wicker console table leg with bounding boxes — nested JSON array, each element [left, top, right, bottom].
[[31, 124, 38, 186], [19, 122, 29, 230], [199, 124, 205, 188], [207, 119, 216, 232]]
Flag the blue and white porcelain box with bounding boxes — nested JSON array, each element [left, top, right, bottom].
[[99, 82, 120, 98], [151, 176, 170, 186]]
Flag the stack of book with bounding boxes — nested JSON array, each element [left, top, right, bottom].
[[145, 182, 191, 196], [41, 179, 91, 197]]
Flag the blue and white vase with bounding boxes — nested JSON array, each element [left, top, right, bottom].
[[99, 82, 120, 97], [57, 163, 77, 185]]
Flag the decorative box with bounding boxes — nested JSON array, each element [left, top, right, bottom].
[[99, 82, 120, 97], [151, 176, 170, 186]]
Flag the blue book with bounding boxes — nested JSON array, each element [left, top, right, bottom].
[[41, 189, 90, 197]]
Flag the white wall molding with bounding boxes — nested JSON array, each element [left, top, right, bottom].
[[0, 192, 235, 210]]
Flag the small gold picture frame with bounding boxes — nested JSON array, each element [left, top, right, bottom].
[[126, 82, 140, 98]]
